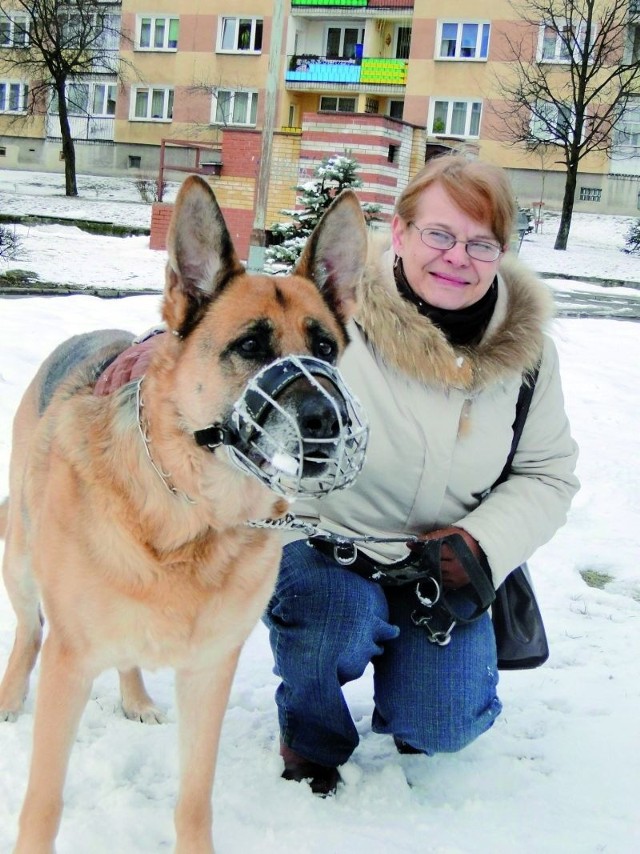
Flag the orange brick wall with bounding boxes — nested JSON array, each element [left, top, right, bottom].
[[150, 202, 173, 251], [150, 198, 254, 259]]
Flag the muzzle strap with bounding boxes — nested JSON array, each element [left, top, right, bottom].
[[193, 423, 237, 450]]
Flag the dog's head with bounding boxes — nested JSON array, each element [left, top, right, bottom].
[[160, 176, 369, 498]]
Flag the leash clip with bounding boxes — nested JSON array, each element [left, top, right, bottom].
[[333, 541, 358, 566]]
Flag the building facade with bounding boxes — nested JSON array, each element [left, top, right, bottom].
[[1, 0, 639, 252]]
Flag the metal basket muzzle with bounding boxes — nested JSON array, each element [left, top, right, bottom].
[[225, 355, 369, 499]]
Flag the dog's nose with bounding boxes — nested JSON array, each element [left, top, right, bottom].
[[297, 392, 346, 440]]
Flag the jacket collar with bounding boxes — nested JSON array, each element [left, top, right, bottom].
[[355, 238, 554, 393]]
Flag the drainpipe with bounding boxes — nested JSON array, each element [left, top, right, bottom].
[[247, 0, 286, 273]]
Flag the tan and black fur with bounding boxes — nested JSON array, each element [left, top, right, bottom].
[[0, 176, 367, 853]]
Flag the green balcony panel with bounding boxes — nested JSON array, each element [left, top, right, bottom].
[[360, 58, 407, 85], [291, 0, 367, 7]]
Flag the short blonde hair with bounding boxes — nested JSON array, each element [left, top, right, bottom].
[[395, 155, 516, 247]]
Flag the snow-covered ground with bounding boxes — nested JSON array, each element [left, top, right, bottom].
[[0, 167, 639, 291], [0, 171, 639, 853]]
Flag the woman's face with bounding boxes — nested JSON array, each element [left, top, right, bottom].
[[391, 182, 505, 311]]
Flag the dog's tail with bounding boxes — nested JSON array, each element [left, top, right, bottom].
[[0, 498, 8, 539]]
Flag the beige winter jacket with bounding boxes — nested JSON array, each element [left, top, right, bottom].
[[292, 241, 579, 588]]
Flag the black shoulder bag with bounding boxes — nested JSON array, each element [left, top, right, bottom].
[[490, 367, 549, 670]]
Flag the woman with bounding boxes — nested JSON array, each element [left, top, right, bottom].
[[263, 154, 579, 795]]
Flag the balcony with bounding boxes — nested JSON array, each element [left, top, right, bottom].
[[291, 1, 413, 9], [286, 55, 407, 87], [46, 114, 115, 142]]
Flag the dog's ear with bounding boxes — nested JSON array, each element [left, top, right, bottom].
[[293, 190, 367, 324], [163, 176, 244, 335]]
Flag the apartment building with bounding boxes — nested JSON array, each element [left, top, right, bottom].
[[1, 1, 639, 252]]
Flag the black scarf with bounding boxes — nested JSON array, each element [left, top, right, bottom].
[[394, 257, 498, 347]]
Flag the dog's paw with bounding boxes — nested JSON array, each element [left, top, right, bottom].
[[0, 706, 21, 723], [122, 702, 167, 725]]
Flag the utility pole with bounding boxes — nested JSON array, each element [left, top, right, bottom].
[[246, 0, 286, 273]]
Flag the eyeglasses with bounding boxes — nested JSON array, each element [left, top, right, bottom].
[[408, 222, 502, 262]]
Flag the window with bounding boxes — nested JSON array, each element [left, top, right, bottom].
[[0, 13, 29, 47], [431, 99, 482, 137], [538, 20, 587, 62], [128, 155, 142, 169], [92, 83, 116, 116], [437, 22, 490, 60], [631, 26, 640, 63], [530, 100, 573, 142], [614, 100, 640, 149], [132, 87, 174, 121], [95, 13, 121, 53], [137, 16, 179, 50], [395, 26, 411, 60], [319, 96, 356, 113], [212, 90, 257, 126], [325, 25, 364, 60], [50, 82, 115, 117], [388, 100, 404, 120], [217, 17, 263, 53], [0, 80, 28, 113], [579, 187, 601, 202]]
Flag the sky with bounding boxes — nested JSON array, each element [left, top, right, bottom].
[[0, 171, 639, 853]]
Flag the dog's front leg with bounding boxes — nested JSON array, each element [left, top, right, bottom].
[[14, 636, 92, 854], [174, 648, 241, 854]]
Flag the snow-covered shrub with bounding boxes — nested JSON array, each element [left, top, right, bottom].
[[265, 154, 381, 274]]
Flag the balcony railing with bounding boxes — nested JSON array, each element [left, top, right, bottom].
[[286, 55, 408, 86], [291, 1, 413, 9], [46, 114, 115, 142]]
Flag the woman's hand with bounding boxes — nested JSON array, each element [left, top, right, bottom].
[[408, 526, 485, 589]]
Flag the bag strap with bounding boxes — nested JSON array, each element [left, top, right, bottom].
[[493, 364, 540, 489]]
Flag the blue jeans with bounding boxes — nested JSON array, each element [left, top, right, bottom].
[[263, 540, 502, 767]]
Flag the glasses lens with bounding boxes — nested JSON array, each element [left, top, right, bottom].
[[466, 241, 501, 261], [420, 229, 455, 250]]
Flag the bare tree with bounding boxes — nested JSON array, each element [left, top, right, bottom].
[[0, 1, 126, 196], [494, 0, 640, 249]]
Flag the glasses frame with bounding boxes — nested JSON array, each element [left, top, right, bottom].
[[408, 222, 502, 263]]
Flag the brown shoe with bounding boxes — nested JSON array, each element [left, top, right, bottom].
[[280, 743, 341, 796]]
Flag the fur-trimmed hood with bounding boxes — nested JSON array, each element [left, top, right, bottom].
[[355, 235, 555, 394]]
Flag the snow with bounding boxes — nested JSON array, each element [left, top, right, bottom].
[[0, 171, 639, 853]]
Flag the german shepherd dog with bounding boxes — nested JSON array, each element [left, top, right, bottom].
[[0, 176, 367, 852]]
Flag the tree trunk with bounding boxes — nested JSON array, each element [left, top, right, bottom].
[[55, 82, 78, 198], [554, 161, 578, 250]]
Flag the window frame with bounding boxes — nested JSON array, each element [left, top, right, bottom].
[[136, 15, 179, 52], [216, 17, 263, 54], [324, 23, 364, 60], [130, 86, 174, 122], [0, 79, 29, 113], [579, 187, 602, 202], [49, 81, 117, 118], [436, 20, 490, 61], [210, 88, 258, 126], [0, 12, 29, 48], [319, 95, 357, 114], [537, 19, 587, 63], [529, 99, 574, 143], [429, 98, 483, 138], [395, 26, 411, 60]]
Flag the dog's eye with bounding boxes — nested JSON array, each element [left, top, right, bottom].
[[315, 339, 337, 362], [238, 337, 260, 355]]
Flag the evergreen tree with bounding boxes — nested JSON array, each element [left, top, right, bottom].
[[265, 154, 381, 273], [623, 220, 640, 255]]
